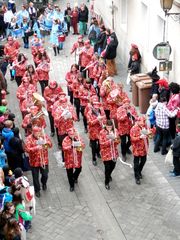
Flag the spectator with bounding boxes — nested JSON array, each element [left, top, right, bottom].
[[128, 43, 141, 70], [154, 97, 178, 155], [64, 2, 71, 33], [156, 78, 170, 101], [8, 0, 16, 14], [0, 137, 7, 168], [71, 6, 79, 35], [147, 67, 160, 96], [4, 217, 22, 240], [78, 4, 88, 35], [170, 124, 180, 177], [88, 19, 100, 46], [28, 2, 37, 28], [167, 82, 180, 139], [94, 24, 106, 55], [128, 54, 141, 92], [102, 28, 118, 76]]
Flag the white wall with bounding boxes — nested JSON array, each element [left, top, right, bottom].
[[94, 0, 180, 83]]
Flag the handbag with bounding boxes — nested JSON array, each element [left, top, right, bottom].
[[165, 148, 173, 165], [25, 30, 34, 37], [22, 153, 31, 172]]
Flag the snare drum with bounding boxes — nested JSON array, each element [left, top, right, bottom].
[[13, 28, 23, 38], [58, 35, 66, 43]]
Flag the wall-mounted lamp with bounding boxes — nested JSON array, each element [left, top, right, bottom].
[[160, 0, 180, 22]]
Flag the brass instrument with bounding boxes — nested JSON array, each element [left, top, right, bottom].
[[109, 89, 122, 105], [33, 92, 45, 104]]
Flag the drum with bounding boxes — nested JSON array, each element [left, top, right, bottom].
[[58, 35, 66, 43]]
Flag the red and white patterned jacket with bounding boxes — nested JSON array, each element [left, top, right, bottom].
[[62, 135, 85, 169], [80, 47, 94, 68], [65, 71, 79, 91], [53, 104, 77, 135], [36, 61, 50, 81], [99, 128, 120, 161], [23, 70, 39, 89], [130, 124, 148, 156], [4, 40, 20, 62], [44, 86, 63, 112], [25, 134, 52, 167], [87, 107, 106, 140], [22, 113, 46, 131], [13, 60, 27, 77]]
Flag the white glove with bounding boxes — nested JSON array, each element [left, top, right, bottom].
[[97, 115, 102, 121], [93, 80, 97, 88], [36, 138, 46, 145], [64, 112, 72, 120], [140, 134, 147, 139], [72, 141, 81, 147]]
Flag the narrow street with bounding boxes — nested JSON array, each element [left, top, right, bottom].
[[5, 0, 180, 240]]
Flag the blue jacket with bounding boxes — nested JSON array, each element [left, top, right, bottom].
[[0, 148, 7, 168], [2, 128, 14, 152]]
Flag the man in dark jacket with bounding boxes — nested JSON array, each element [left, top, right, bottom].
[[102, 28, 118, 76], [94, 24, 106, 55], [170, 125, 180, 176], [78, 4, 89, 35]]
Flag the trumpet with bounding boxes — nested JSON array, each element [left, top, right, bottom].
[[32, 107, 48, 120]]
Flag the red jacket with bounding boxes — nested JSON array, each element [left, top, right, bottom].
[[99, 128, 120, 161], [23, 70, 39, 89], [25, 134, 52, 167], [36, 61, 50, 81], [53, 103, 77, 135], [87, 107, 106, 140], [4, 40, 20, 62], [13, 60, 27, 77], [80, 47, 94, 67], [72, 80, 82, 98], [62, 135, 85, 169], [44, 86, 63, 112], [65, 71, 79, 91], [130, 124, 148, 157], [22, 113, 46, 131]]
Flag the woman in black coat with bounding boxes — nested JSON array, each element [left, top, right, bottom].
[[94, 24, 106, 55]]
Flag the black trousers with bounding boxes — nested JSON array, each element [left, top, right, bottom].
[[67, 87, 73, 104], [90, 139, 100, 161], [58, 133, 67, 162], [66, 167, 82, 188], [15, 76, 22, 87], [104, 160, 116, 185], [169, 117, 176, 140], [74, 98, 80, 120], [133, 155, 146, 180], [154, 126, 169, 154], [104, 110, 110, 120], [80, 106, 87, 130], [39, 80, 48, 96], [31, 165, 49, 193], [120, 134, 131, 156], [80, 66, 87, 79], [173, 156, 180, 175], [48, 111, 55, 133], [23, 36, 29, 45]]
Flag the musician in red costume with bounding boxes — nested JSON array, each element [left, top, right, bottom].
[[36, 54, 50, 96], [72, 73, 84, 121], [25, 126, 52, 198], [65, 64, 79, 104], [52, 95, 77, 151], [130, 116, 149, 185], [87, 101, 106, 166], [22, 106, 46, 136], [21, 91, 34, 118], [23, 64, 39, 89], [62, 128, 85, 192], [79, 40, 94, 78], [13, 53, 28, 86], [99, 120, 120, 190], [44, 81, 63, 136], [70, 35, 84, 65], [117, 98, 138, 161], [16, 77, 36, 118], [4, 36, 20, 80], [100, 76, 116, 119]]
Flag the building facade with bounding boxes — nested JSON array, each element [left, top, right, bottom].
[[94, 0, 180, 83]]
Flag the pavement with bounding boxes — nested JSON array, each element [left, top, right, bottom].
[[4, 0, 180, 239]]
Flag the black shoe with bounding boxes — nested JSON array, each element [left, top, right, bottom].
[[92, 160, 97, 166], [161, 150, 168, 155], [139, 173, 142, 179], [6, 90, 10, 95], [154, 148, 160, 153], [35, 191, 41, 198], [105, 184, 110, 190], [135, 179, 141, 185], [10, 78, 14, 81], [109, 176, 112, 182], [84, 128, 88, 133], [74, 179, 78, 184], [77, 118, 80, 122], [97, 153, 101, 158], [126, 149, 132, 154], [42, 184, 47, 191], [70, 187, 74, 192], [50, 132, 55, 137], [122, 155, 126, 162]]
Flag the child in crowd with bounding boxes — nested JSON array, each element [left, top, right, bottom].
[[146, 93, 158, 128]]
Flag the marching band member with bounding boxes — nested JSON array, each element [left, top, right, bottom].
[[65, 64, 79, 104], [70, 35, 84, 64], [16, 77, 36, 118], [4, 35, 20, 81], [117, 98, 137, 161], [44, 81, 63, 136], [36, 54, 50, 96], [23, 64, 39, 89], [72, 73, 84, 121], [100, 76, 116, 119], [78, 40, 94, 78], [62, 128, 85, 192], [12, 53, 28, 86], [21, 91, 34, 118], [87, 101, 106, 166], [99, 119, 120, 190], [52, 94, 77, 150], [25, 126, 52, 198], [22, 105, 46, 136], [130, 116, 149, 185]]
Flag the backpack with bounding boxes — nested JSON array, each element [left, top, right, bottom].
[[88, 27, 97, 41]]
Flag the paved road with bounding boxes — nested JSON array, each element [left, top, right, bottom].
[[6, 0, 180, 239]]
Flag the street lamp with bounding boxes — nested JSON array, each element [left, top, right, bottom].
[[160, 0, 180, 18]]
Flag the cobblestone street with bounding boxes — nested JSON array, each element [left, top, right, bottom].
[[5, 0, 180, 240]]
